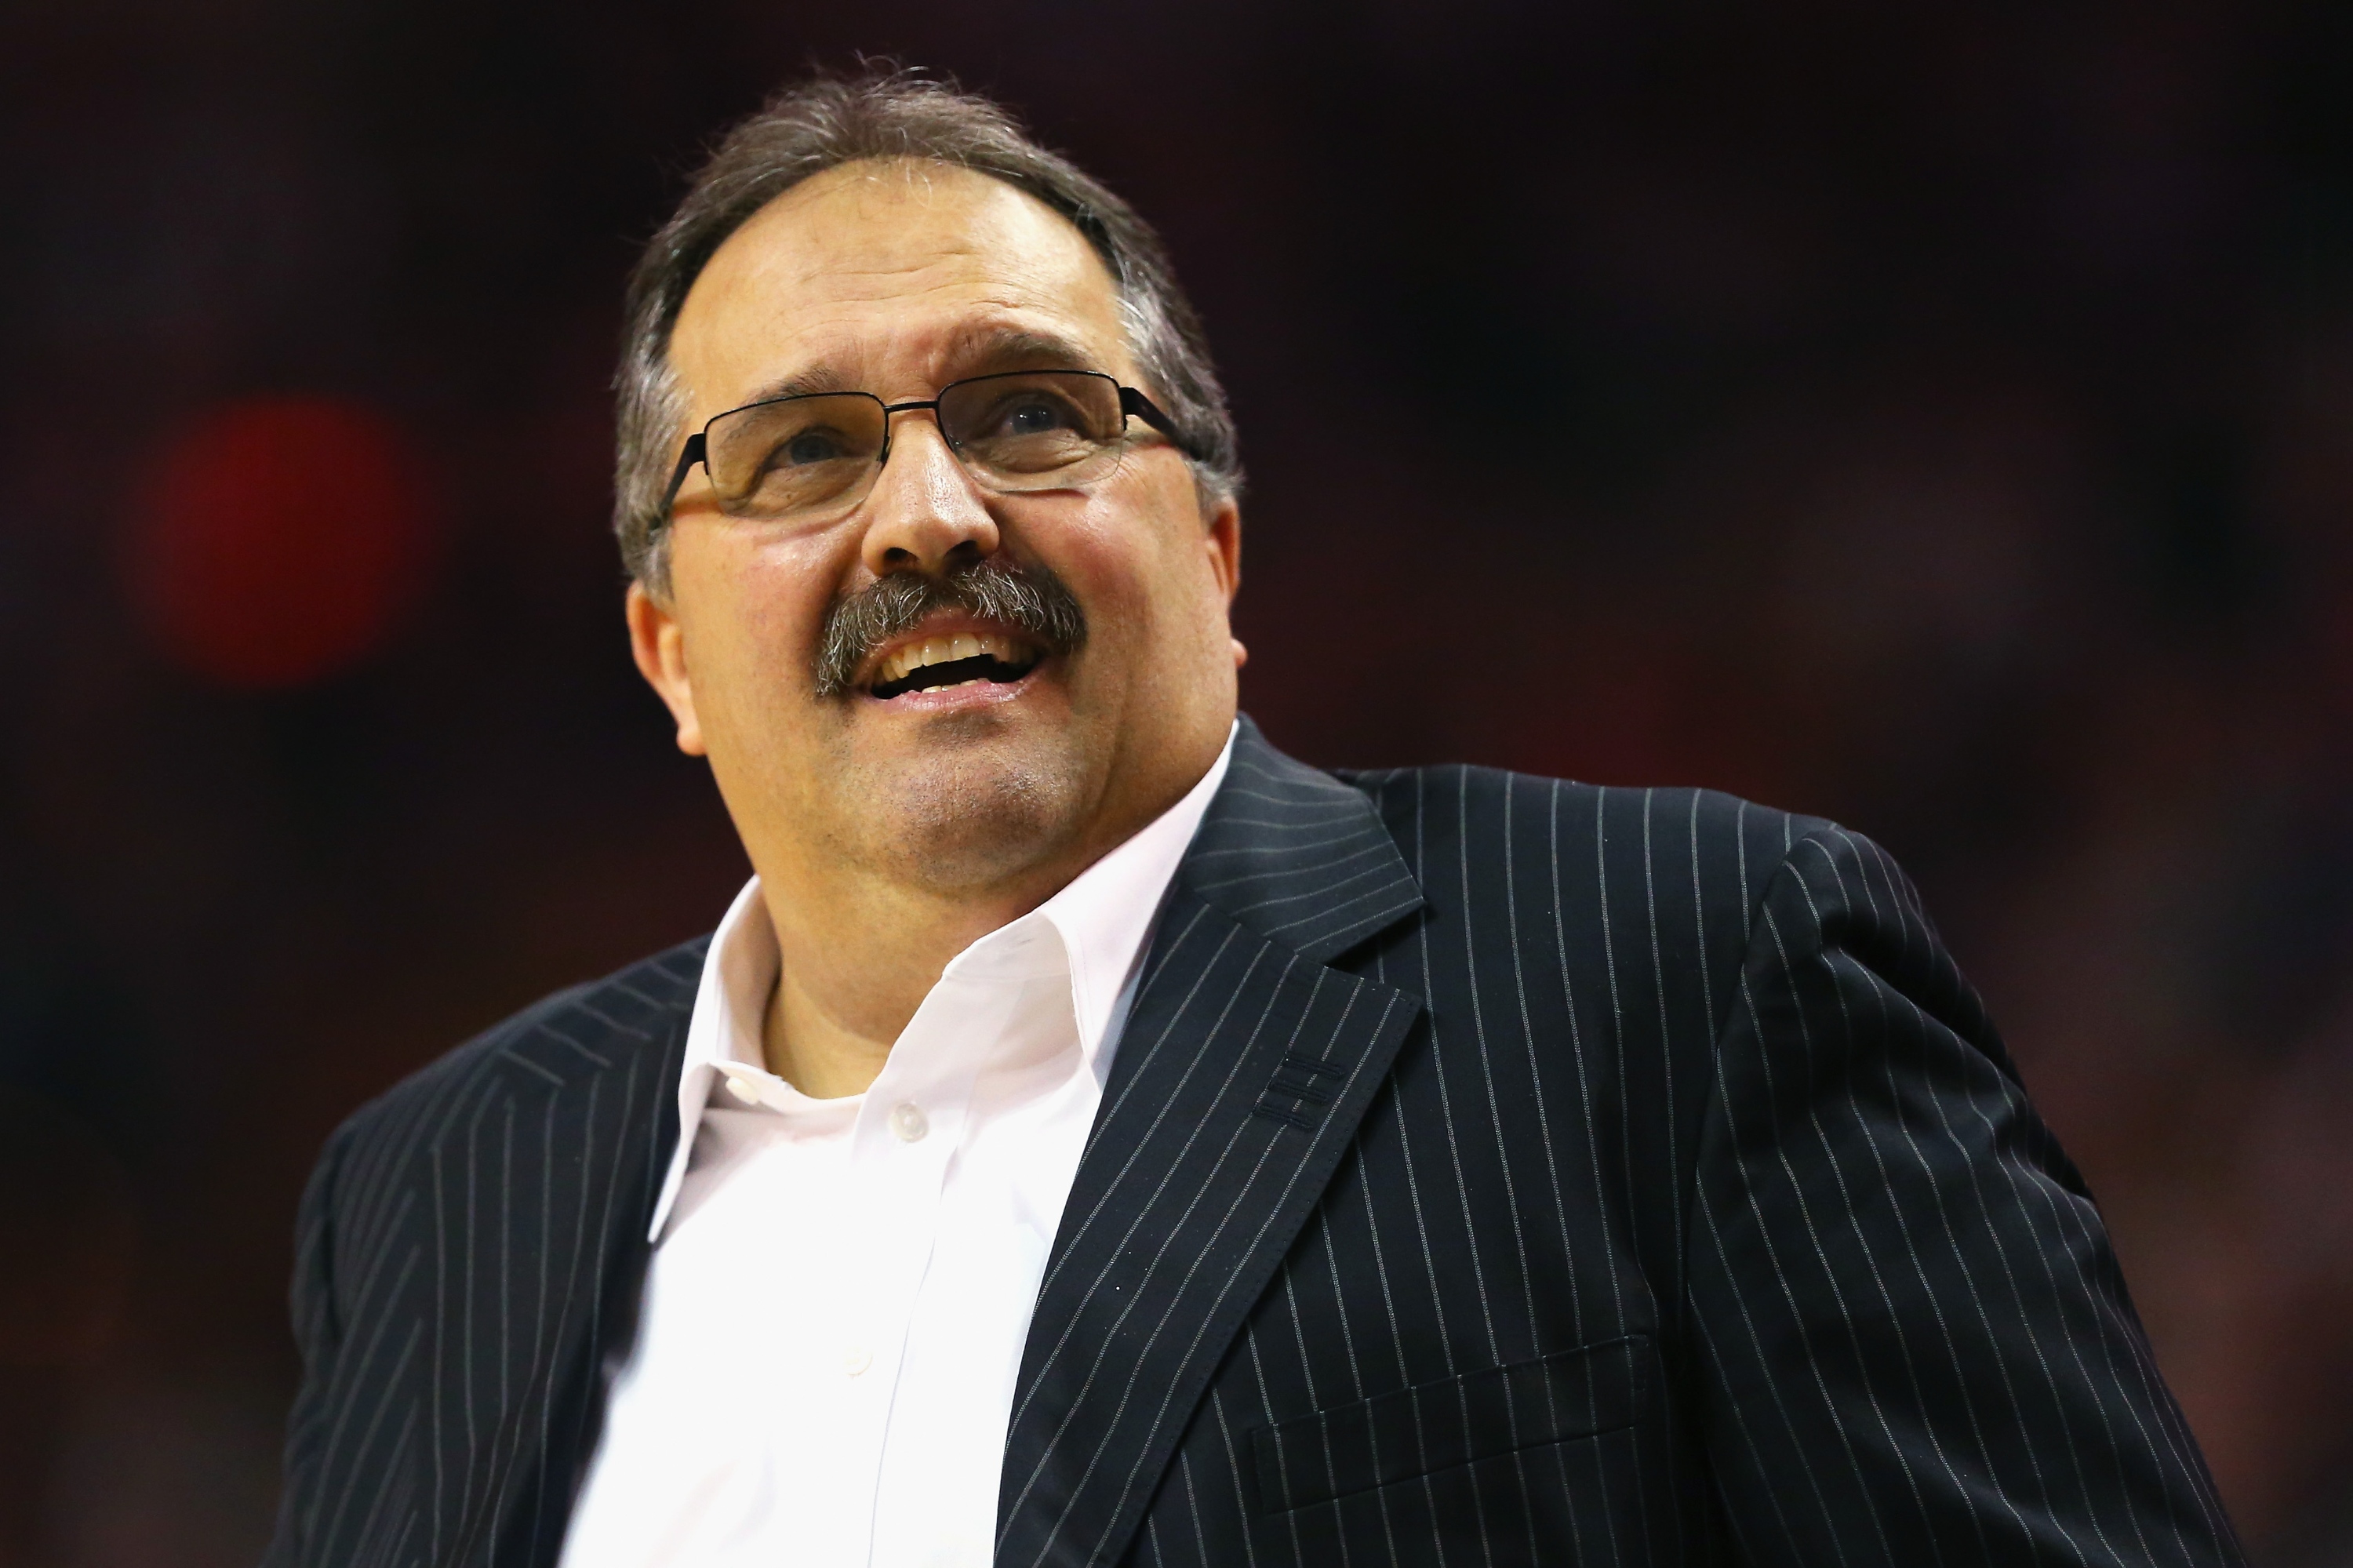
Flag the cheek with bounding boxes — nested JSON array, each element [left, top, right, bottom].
[[670, 527, 842, 701], [1056, 475, 1215, 634]]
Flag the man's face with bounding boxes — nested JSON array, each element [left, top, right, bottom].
[[631, 160, 1242, 900]]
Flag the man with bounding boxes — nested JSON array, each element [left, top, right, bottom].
[[264, 69, 2242, 1568]]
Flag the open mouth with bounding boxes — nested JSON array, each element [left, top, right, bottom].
[[867, 630, 1043, 700]]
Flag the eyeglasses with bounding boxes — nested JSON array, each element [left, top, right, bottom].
[[660, 369, 1187, 525]]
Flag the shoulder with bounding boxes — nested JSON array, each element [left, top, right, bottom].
[[1318, 762, 1977, 1078], [1322, 762, 1944, 1006], [1332, 761, 1842, 913], [316, 935, 709, 1199]]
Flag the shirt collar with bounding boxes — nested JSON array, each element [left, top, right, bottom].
[[1020, 728, 1233, 1066], [646, 724, 1235, 1240]]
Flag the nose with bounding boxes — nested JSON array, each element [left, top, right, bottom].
[[856, 410, 1002, 579]]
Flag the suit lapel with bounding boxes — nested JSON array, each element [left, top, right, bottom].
[[996, 719, 1426, 1568], [398, 951, 698, 1568]]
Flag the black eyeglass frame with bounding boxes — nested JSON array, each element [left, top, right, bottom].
[[656, 369, 1189, 521]]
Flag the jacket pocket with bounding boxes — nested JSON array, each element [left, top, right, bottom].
[[1250, 1334, 1650, 1514]]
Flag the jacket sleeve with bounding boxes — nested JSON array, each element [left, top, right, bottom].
[[1685, 824, 2243, 1566], [262, 1117, 354, 1568]]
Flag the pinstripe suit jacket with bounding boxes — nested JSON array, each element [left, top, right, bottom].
[[266, 717, 2242, 1568]]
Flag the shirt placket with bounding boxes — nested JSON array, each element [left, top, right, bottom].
[[835, 969, 1013, 1564]]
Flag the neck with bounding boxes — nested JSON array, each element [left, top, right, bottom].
[[758, 870, 1050, 1098]]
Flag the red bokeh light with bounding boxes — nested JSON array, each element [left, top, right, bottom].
[[130, 396, 438, 689]]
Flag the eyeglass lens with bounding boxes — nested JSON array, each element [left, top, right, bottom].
[[700, 370, 1132, 521]]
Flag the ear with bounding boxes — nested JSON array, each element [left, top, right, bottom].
[[626, 580, 707, 755], [1203, 495, 1247, 671]]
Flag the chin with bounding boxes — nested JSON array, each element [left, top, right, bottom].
[[857, 733, 1091, 893]]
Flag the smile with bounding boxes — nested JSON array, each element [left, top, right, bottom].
[[866, 629, 1043, 700]]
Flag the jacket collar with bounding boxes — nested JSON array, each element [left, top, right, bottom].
[[1176, 715, 1424, 963], [996, 715, 1428, 1567]]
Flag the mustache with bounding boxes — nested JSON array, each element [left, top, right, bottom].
[[813, 557, 1089, 699]]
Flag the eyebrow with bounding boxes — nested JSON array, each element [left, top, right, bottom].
[[730, 325, 1109, 410], [736, 363, 856, 406], [946, 324, 1100, 375]]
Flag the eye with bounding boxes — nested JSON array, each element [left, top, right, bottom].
[[989, 393, 1085, 439], [780, 427, 852, 466]]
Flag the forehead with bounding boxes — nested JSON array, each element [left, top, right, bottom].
[[668, 160, 1129, 414]]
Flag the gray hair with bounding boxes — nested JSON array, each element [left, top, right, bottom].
[[613, 67, 1243, 596]]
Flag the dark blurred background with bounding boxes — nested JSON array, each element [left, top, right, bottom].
[[4, 0, 2351, 1562]]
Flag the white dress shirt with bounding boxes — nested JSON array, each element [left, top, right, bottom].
[[558, 731, 1232, 1568]]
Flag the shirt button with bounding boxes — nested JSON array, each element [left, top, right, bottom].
[[722, 1075, 761, 1105], [889, 1102, 929, 1143], [842, 1344, 872, 1377]]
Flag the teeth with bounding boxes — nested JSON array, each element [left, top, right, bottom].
[[875, 631, 1029, 686]]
